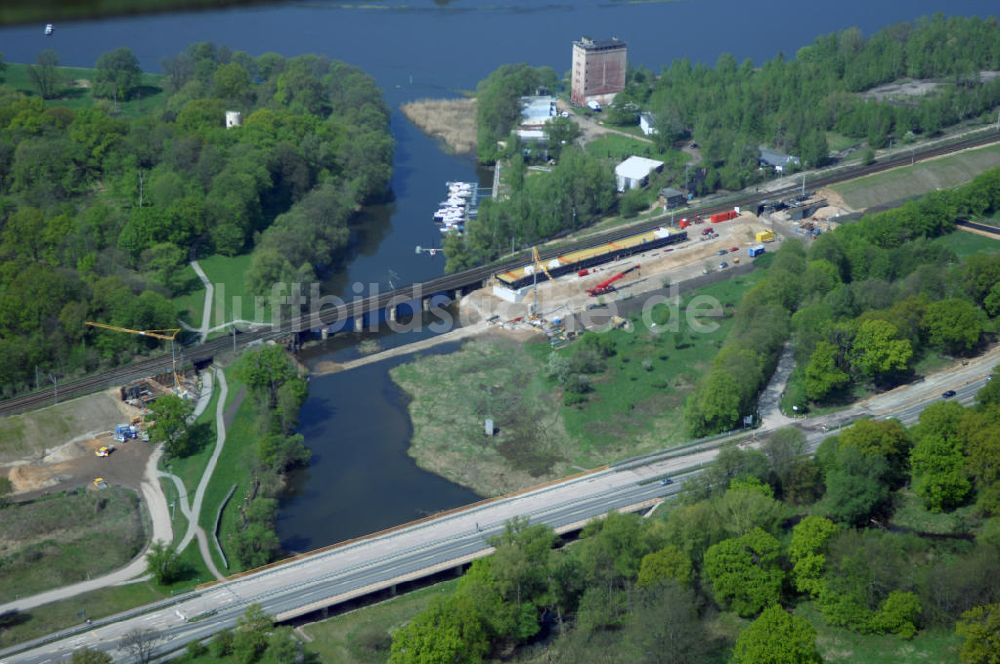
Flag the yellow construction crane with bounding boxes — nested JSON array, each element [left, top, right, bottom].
[[84, 322, 183, 388], [529, 246, 555, 317]]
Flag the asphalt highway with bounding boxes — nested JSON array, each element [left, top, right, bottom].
[[3, 349, 995, 663]]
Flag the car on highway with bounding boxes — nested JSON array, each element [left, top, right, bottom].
[[659, 477, 673, 486], [942, 390, 957, 398]]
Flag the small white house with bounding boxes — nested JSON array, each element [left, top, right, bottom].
[[615, 156, 664, 192], [225, 111, 243, 128], [639, 112, 657, 136]]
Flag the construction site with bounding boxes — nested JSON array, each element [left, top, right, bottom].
[[461, 204, 802, 343], [0, 322, 205, 499]]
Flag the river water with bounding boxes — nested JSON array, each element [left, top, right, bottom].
[[0, 0, 990, 548]]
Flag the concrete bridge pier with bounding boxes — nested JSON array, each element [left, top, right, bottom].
[[321, 328, 329, 340]]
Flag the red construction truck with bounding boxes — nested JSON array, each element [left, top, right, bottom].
[[710, 209, 739, 223]]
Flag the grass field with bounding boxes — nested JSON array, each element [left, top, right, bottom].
[[201, 370, 257, 573], [796, 602, 962, 663], [584, 133, 666, 162], [2, 62, 166, 118], [555, 273, 763, 461], [0, 487, 145, 604], [302, 579, 460, 663], [173, 254, 271, 333], [392, 337, 572, 496], [831, 142, 1000, 210], [933, 228, 1000, 258], [0, 581, 165, 649], [392, 272, 763, 495], [890, 489, 980, 535]]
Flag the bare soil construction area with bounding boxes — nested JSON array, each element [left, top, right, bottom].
[[0, 389, 149, 497], [400, 98, 477, 154]]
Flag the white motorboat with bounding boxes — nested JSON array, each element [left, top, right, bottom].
[[44, 24, 54, 36]]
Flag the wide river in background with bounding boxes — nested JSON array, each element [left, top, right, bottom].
[[0, 0, 991, 548]]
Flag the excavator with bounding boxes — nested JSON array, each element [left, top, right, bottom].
[[586, 265, 640, 297]]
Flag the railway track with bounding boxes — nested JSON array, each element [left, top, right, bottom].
[[1, 129, 998, 417]]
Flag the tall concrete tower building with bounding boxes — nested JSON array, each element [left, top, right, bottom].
[[570, 36, 627, 106]]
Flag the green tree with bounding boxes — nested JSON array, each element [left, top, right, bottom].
[[261, 627, 300, 664], [233, 603, 273, 664], [703, 528, 784, 617], [731, 605, 822, 664], [142, 242, 187, 294], [911, 401, 972, 512], [70, 648, 113, 664], [637, 545, 693, 587], [148, 394, 195, 458], [257, 433, 311, 473], [28, 49, 62, 99], [869, 590, 921, 638], [213, 62, 252, 103], [389, 595, 489, 664], [822, 445, 891, 526], [838, 418, 912, 486], [714, 483, 787, 536], [849, 319, 913, 384], [789, 516, 839, 597], [235, 345, 298, 409], [956, 603, 1000, 664], [621, 582, 717, 664], [804, 341, 850, 402], [145, 541, 182, 585], [94, 47, 142, 101], [922, 298, 985, 354]]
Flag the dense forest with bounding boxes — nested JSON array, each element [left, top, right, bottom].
[[0, 44, 392, 396], [685, 166, 1000, 437], [619, 14, 1000, 190], [382, 372, 1000, 662]]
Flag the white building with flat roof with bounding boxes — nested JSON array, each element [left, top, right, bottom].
[[615, 156, 664, 192]]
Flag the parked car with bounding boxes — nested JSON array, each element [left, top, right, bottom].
[[719, 262, 728, 269], [729, 247, 739, 253], [717, 249, 728, 256]]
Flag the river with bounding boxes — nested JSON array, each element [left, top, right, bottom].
[[0, 0, 991, 548]]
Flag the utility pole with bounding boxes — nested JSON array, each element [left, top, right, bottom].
[[231, 324, 237, 353], [138, 170, 144, 208], [49, 373, 58, 406], [801, 173, 806, 198]]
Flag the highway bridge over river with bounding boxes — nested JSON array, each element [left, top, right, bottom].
[[0, 130, 998, 417], [1, 348, 994, 662]]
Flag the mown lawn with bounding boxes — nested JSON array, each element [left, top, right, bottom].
[[200, 368, 258, 574], [302, 580, 460, 664], [832, 142, 1000, 210], [172, 254, 270, 333], [2, 62, 166, 118]]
